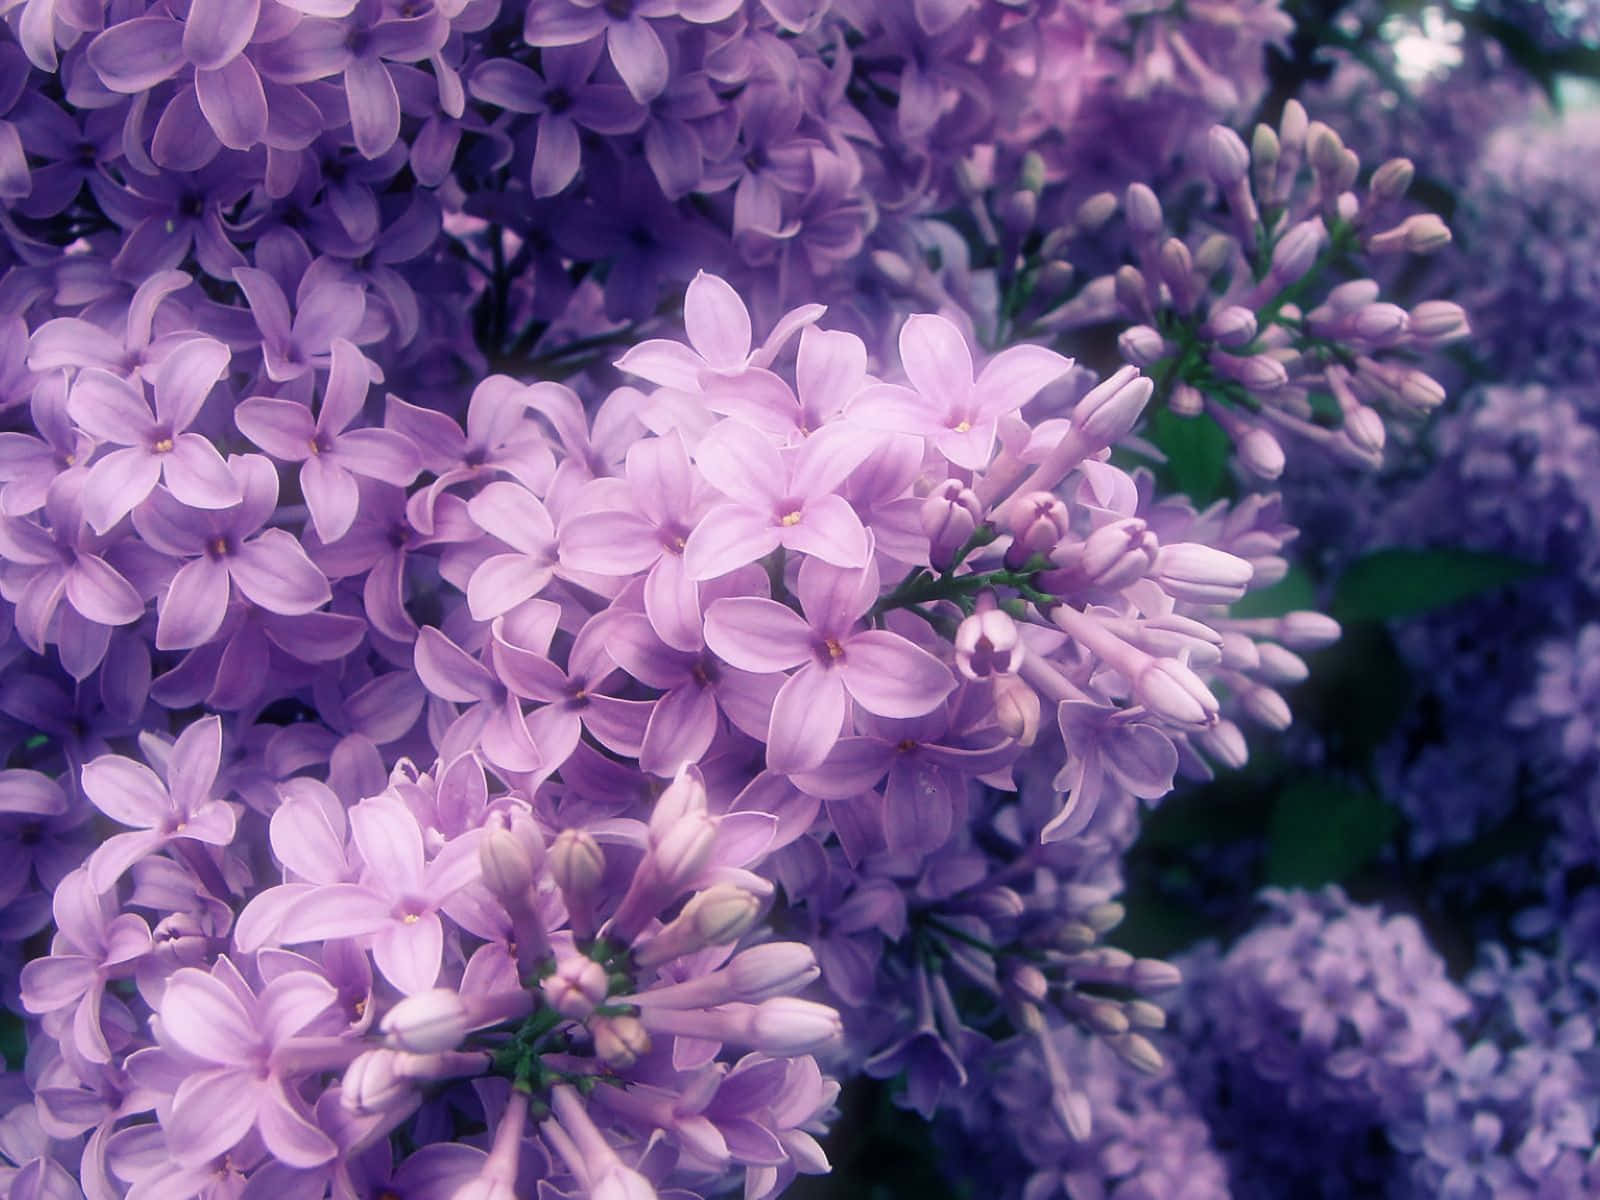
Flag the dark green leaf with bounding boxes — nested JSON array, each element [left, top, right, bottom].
[[1145, 409, 1231, 505], [1265, 778, 1399, 888], [1332, 548, 1542, 622], [1231, 564, 1317, 618]]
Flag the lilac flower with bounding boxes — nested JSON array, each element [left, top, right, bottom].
[[681, 418, 876, 580], [19, 867, 151, 1064], [67, 337, 240, 532], [234, 339, 422, 542], [704, 557, 956, 772], [232, 265, 368, 384], [132, 454, 331, 650], [152, 957, 341, 1167], [79, 714, 237, 893]]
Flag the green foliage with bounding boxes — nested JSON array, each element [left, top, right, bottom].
[[1331, 548, 1543, 621], [1265, 778, 1401, 888], [1231, 564, 1317, 617], [1144, 409, 1232, 506]]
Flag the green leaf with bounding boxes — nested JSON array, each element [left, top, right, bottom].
[[1332, 548, 1542, 622], [1231, 564, 1317, 618], [1145, 408, 1231, 505], [1265, 778, 1399, 888]]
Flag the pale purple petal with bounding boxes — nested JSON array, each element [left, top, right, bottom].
[[702, 597, 813, 673], [682, 503, 780, 581], [838, 631, 955, 717], [196, 57, 268, 150], [152, 337, 230, 432], [372, 912, 443, 994], [345, 56, 401, 159], [684, 272, 752, 369], [159, 967, 258, 1065], [302, 455, 360, 543], [163, 434, 245, 509], [167, 1069, 260, 1165], [65, 556, 143, 626], [229, 529, 331, 613], [235, 397, 316, 461], [560, 509, 659, 574], [781, 493, 869, 569], [694, 419, 783, 505], [766, 665, 848, 774], [257, 1076, 337, 1167], [155, 557, 230, 650], [606, 15, 669, 102]]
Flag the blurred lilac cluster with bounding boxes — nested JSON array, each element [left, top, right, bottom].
[[0, 0, 1558, 1195]]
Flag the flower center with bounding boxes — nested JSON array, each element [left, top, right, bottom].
[[152, 436, 174, 453], [780, 509, 803, 527]]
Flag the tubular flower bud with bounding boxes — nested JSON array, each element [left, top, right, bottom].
[[590, 1015, 651, 1069], [921, 480, 982, 571], [381, 989, 470, 1054], [1152, 543, 1254, 604], [1366, 213, 1452, 255], [1203, 305, 1257, 347], [1004, 491, 1071, 568], [543, 954, 611, 1019], [1368, 157, 1414, 204], [991, 674, 1042, 745], [1123, 182, 1164, 240], [1118, 324, 1167, 367], [1206, 125, 1250, 186]]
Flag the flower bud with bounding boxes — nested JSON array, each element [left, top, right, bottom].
[[479, 829, 534, 901], [1347, 303, 1409, 343], [1085, 901, 1125, 933], [991, 674, 1042, 746], [1408, 300, 1469, 345], [1368, 157, 1414, 204], [1116, 1032, 1165, 1074], [591, 1015, 652, 1069], [1255, 642, 1309, 683], [1206, 125, 1250, 186], [1324, 278, 1382, 312], [1131, 957, 1182, 990], [728, 943, 820, 1001], [651, 809, 717, 892], [1114, 265, 1150, 320], [750, 997, 842, 1054], [1076, 518, 1159, 591], [870, 250, 917, 289], [1004, 491, 1070, 568], [1085, 999, 1130, 1036], [1193, 233, 1235, 280], [1238, 681, 1292, 730], [1210, 351, 1288, 393], [550, 828, 605, 927], [343, 1050, 411, 1114], [1307, 121, 1345, 176], [1250, 123, 1280, 196], [1170, 382, 1204, 416], [1157, 238, 1197, 311], [1123, 182, 1163, 240], [1135, 658, 1218, 728], [1153, 543, 1254, 604], [634, 884, 761, 967], [1366, 213, 1452, 255], [1269, 219, 1325, 285], [1343, 404, 1386, 456], [1071, 365, 1151, 448], [1118, 324, 1167, 367], [1203, 304, 1257, 347], [1019, 151, 1047, 194], [955, 604, 1024, 679], [544, 955, 611, 1019], [1197, 718, 1249, 769], [998, 188, 1037, 236], [1009, 963, 1049, 1003], [921, 480, 982, 571], [1126, 1000, 1167, 1030], [1076, 191, 1119, 231], [382, 988, 470, 1053], [1274, 611, 1341, 648], [1237, 428, 1286, 480]]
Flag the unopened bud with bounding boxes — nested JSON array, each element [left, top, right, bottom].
[[991, 674, 1042, 746], [1198, 718, 1249, 769], [1075, 191, 1119, 231], [1114, 265, 1150, 320], [1367, 213, 1451, 255], [1131, 957, 1182, 990], [1238, 428, 1286, 480], [998, 189, 1038, 236], [1204, 304, 1257, 347], [1153, 543, 1254, 604], [1135, 658, 1219, 728], [921, 480, 982, 571], [1086, 999, 1130, 1036], [1126, 1000, 1167, 1029], [1005, 491, 1071, 568], [1117, 1032, 1165, 1074], [1076, 518, 1159, 591], [591, 1015, 651, 1068], [728, 943, 819, 1001], [1408, 300, 1469, 345], [1368, 157, 1414, 204], [343, 1050, 410, 1113], [479, 829, 534, 901], [750, 997, 842, 1054], [1239, 682, 1292, 730], [1085, 901, 1125, 934], [1250, 124, 1280, 195], [1157, 238, 1197, 311], [1206, 125, 1250, 186], [1344, 404, 1386, 456], [1170, 382, 1204, 416], [1009, 963, 1049, 1003], [1211, 351, 1288, 393], [1255, 642, 1308, 683], [1123, 182, 1163, 239], [870, 250, 917, 289], [1269, 219, 1325, 284], [1307, 122, 1345, 176], [542, 955, 610, 1019], [1347, 303, 1409, 343], [1274, 611, 1341, 649], [1020, 151, 1047, 194], [382, 989, 470, 1053], [550, 829, 605, 908], [1193, 233, 1235, 280], [1118, 324, 1167, 367], [1072, 365, 1152, 447]]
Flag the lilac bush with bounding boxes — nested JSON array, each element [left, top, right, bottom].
[[0, 0, 1577, 1196]]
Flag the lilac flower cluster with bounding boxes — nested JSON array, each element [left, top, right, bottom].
[[1171, 887, 1471, 1197], [1391, 943, 1600, 1198], [0, 252, 1351, 1195], [0, 0, 1512, 1193], [1020, 104, 1467, 478]]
